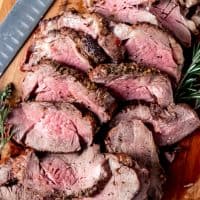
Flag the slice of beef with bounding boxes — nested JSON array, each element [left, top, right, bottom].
[[7, 102, 96, 152], [22, 62, 117, 123], [113, 23, 184, 81], [110, 154, 150, 200], [106, 154, 150, 200], [83, 154, 141, 200], [106, 120, 165, 200], [84, 0, 158, 25], [150, 0, 192, 47], [37, 11, 124, 63], [13, 146, 111, 198], [22, 28, 108, 72], [89, 63, 173, 107], [111, 103, 200, 146]]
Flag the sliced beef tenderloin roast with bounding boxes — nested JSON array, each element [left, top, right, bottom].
[[111, 104, 200, 146], [106, 119, 165, 200], [6, 1, 200, 199], [150, 0, 192, 47], [22, 28, 108, 72], [7, 102, 96, 152], [37, 10, 124, 62], [22, 62, 117, 123], [113, 23, 184, 81], [89, 63, 173, 107], [1, 146, 111, 199], [84, 0, 158, 25]]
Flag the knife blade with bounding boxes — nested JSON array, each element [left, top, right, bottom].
[[0, 0, 54, 75]]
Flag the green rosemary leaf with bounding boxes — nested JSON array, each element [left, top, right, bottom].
[[0, 83, 14, 151], [175, 43, 200, 109], [0, 83, 14, 102], [195, 99, 200, 109]]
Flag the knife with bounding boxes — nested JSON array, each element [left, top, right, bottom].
[[0, 0, 54, 75]]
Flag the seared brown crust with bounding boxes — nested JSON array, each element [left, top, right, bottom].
[[35, 13, 62, 38], [89, 62, 160, 83], [80, 34, 110, 63], [12, 150, 33, 182], [36, 10, 124, 62], [60, 28, 109, 65], [22, 28, 108, 71]]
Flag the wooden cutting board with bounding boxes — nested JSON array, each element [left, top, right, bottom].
[[0, 1, 200, 199]]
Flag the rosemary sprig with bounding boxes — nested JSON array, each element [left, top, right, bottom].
[[175, 43, 200, 109], [0, 83, 14, 102], [0, 83, 14, 150]]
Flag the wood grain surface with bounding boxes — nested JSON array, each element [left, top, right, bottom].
[[0, 0, 200, 199]]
